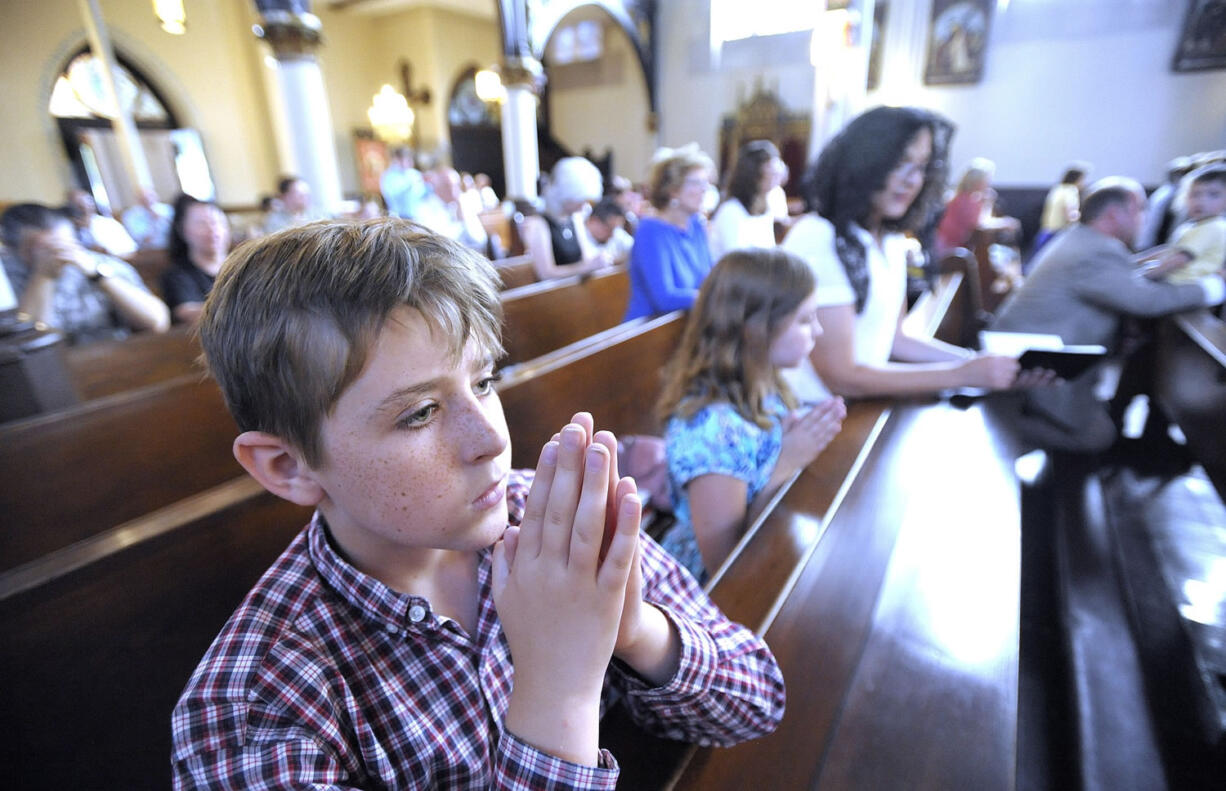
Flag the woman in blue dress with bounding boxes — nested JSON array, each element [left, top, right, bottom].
[[655, 248, 847, 582], [623, 144, 717, 320]]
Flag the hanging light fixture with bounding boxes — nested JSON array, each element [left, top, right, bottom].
[[367, 84, 415, 144], [152, 0, 187, 35], [474, 68, 506, 104]]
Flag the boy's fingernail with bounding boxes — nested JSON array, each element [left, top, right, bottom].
[[562, 425, 584, 449], [541, 441, 558, 465], [586, 444, 605, 471]]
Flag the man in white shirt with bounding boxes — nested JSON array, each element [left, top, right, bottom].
[[66, 188, 137, 259], [122, 187, 174, 249], [578, 198, 634, 266]]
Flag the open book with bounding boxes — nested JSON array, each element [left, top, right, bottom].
[[979, 331, 1107, 379]]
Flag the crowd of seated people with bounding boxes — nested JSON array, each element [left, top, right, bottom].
[[6, 99, 1226, 789]]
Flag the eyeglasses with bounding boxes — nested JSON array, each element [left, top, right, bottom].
[[890, 159, 932, 182]]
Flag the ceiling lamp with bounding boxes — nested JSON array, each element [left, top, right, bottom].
[[367, 84, 414, 144], [153, 0, 187, 35]]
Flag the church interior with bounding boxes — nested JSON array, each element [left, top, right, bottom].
[[2, 0, 1225, 788]]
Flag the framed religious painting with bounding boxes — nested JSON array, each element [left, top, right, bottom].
[[1173, 0, 1226, 72], [924, 0, 993, 85]]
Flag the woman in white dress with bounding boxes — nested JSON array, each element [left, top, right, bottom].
[[781, 106, 1022, 401], [708, 140, 784, 262]]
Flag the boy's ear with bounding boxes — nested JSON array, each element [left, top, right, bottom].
[[233, 431, 325, 507]]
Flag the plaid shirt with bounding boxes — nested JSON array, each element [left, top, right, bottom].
[[172, 470, 784, 789]]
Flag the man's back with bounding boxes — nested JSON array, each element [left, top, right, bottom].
[[994, 224, 1207, 348]]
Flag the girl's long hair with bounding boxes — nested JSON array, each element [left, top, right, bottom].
[[656, 248, 815, 429], [801, 105, 952, 313]]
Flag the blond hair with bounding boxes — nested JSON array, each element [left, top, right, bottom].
[[646, 143, 715, 211], [198, 218, 503, 467]]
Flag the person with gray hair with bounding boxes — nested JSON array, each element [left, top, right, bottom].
[[988, 177, 1225, 452], [520, 156, 614, 280]]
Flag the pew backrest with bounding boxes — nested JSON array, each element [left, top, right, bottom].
[[0, 374, 241, 571], [499, 311, 685, 468], [495, 254, 537, 290], [500, 267, 629, 365], [63, 323, 202, 401]]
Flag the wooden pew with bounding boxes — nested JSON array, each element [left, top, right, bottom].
[[0, 476, 311, 790], [499, 311, 685, 469], [52, 262, 614, 409], [0, 374, 240, 572], [1153, 309, 1226, 497], [128, 247, 171, 299], [495, 253, 537, 290], [602, 271, 1023, 788], [499, 267, 629, 366], [968, 227, 1022, 314], [670, 401, 1022, 790], [63, 323, 202, 401]]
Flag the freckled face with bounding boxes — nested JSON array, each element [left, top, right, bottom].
[[308, 307, 511, 561], [768, 290, 822, 369]]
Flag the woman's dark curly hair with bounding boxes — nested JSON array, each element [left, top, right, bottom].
[[725, 139, 780, 216], [801, 106, 953, 313]]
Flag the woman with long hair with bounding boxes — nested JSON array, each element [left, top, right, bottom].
[[655, 248, 846, 582], [162, 194, 230, 324], [781, 106, 1021, 401], [707, 139, 783, 261]]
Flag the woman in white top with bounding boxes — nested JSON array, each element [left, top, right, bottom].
[[708, 140, 783, 262], [781, 106, 1021, 401]]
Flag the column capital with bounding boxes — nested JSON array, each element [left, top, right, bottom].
[[500, 55, 546, 95], [255, 11, 323, 59]]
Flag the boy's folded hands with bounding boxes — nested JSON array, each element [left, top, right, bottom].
[[492, 412, 644, 766]]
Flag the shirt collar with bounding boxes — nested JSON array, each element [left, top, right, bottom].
[[305, 513, 496, 637]]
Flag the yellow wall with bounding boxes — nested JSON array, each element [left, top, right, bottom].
[[0, 0, 280, 206], [547, 7, 654, 185], [366, 6, 502, 158]]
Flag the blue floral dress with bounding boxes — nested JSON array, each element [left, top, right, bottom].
[[660, 395, 786, 582]]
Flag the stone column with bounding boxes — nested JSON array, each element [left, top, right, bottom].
[[499, 55, 545, 202], [254, 8, 343, 215], [77, 0, 153, 198], [809, 0, 874, 152]]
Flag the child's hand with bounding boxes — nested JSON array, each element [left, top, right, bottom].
[[778, 397, 846, 475], [491, 420, 640, 764]]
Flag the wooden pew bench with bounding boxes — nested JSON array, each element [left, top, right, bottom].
[[63, 323, 202, 401], [670, 401, 1023, 790], [0, 374, 241, 571], [499, 266, 629, 366], [603, 271, 1024, 788], [0, 476, 311, 790], [499, 311, 685, 469], [495, 253, 537, 290], [49, 261, 618, 410]]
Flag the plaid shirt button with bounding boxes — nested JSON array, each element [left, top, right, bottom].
[[409, 604, 427, 623]]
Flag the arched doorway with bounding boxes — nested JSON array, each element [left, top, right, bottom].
[[49, 47, 214, 214], [448, 66, 507, 198], [538, 4, 653, 185]]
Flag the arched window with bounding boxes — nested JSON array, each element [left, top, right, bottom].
[[49, 49, 176, 125], [48, 48, 214, 213]]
